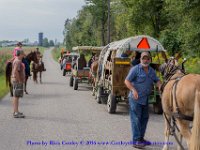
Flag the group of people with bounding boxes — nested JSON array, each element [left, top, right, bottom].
[[11, 42, 44, 118], [11, 44, 161, 147], [59, 50, 98, 71]]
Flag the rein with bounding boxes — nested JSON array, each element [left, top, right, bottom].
[[160, 66, 180, 93]]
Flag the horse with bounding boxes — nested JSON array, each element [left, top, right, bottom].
[[31, 55, 46, 84], [90, 59, 99, 95], [5, 51, 38, 96], [159, 56, 200, 150]]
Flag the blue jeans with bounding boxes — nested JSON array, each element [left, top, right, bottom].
[[129, 98, 149, 141]]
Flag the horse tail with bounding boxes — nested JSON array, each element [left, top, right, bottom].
[[5, 61, 12, 86], [190, 91, 200, 150]]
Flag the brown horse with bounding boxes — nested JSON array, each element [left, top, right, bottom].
[[5, 51, 38, 96], [160, 57, 200, 150], [31, 56, 46, 84], [90, 59, 99, 95]]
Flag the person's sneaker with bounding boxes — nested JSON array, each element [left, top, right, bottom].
[[13, 112, 25, 118], [24, 91, 29, 94], [141, 138, 151, 145], [13, 112, 23, 115], [133, 140, 145, 149], [18, 112, 24, 115]]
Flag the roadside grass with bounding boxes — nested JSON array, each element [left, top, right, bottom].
[[52, 47, 61, 62], [37, 47, 46, 54], [0, 75, 9, 100]]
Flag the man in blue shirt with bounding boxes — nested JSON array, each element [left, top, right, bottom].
[[125, 51, 161, 149]]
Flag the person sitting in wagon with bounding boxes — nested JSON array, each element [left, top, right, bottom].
[[72, 55, 78, 69], [61, 54, 68, 70], [120, 50, 132, 58], [73, 54, 87, 70], [88, 53, 99, 68], [88, 53, 95, 68], [131, 51, 141, 66]]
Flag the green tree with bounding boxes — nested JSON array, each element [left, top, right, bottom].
[[49, 40, 54, 46], [63, 0, 200, 57], [121, 0, 167, 38], [86, 0, 108, 45], [43, 38, 49, 47]]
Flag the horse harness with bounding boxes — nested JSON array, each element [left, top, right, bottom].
[[161, 66, 193, 121], [161, 67, 193, 150]]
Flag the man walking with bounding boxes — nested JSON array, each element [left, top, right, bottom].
[[124, 51, 161, 148], [11, 50, 26, 118]]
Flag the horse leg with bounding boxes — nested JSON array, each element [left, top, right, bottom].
[[163, 114, 171, 150], [34, 72, 38, 83], [40, 71, 42, 84], [33, 72, 36, 83], [176, 119, 191, 149], [10, 83, 13, 97], [36, 72, 38, 83], [24, 76, 29, 94], [92, 77, 96, 96]]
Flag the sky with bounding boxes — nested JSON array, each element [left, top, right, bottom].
[[0, 0, 85, 43]]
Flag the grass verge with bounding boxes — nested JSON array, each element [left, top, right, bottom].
[[51, 47, 61, 62], [0, 75, 9, 100]]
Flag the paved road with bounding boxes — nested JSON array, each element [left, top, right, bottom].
[[0, 49, 186, 150]]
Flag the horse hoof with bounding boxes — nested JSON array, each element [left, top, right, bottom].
[[24, 91, 29, 94]]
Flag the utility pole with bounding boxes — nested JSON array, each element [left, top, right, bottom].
[[107, 0, 111, 44]]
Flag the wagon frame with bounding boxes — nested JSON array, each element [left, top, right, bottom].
[[95, 35, 166, 114], [70, 46, 103, 90], [62, 52, 79, 76]]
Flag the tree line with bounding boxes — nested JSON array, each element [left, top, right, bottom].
[[63, 0, 200, 57]]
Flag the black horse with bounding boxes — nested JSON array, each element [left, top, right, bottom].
[[5, 51, 38, 96]]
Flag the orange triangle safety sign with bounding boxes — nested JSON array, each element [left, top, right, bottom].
[[137, 37, 150, 49]]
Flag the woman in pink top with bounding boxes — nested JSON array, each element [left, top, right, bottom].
[[13, 42, 23, 58]]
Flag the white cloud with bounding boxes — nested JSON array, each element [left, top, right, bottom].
[[0, 0, 85, 42]]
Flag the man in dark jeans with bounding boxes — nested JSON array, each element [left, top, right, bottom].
[[125, 52, 161, 149]]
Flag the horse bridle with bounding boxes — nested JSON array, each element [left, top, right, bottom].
[[161, 58, 192, 119], [160, 58, 182, 93]]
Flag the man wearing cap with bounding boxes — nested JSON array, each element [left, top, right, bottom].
[[11, 50, 26, 118], [125, 51, 161, 148]]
